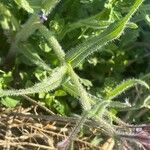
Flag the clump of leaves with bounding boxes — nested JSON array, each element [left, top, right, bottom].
[[0, 0, 150, 149]]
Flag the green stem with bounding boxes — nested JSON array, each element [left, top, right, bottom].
[[5, 13, 41, 65], [64, 112, 88, 149], [38, 25, 66, 65], [67, 64, 91, 110]]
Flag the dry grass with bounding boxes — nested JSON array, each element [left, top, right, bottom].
[[0, 106, 104, 150]]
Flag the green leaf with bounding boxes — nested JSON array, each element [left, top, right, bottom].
[[14, 0, 34, 13], [126, 22, 138, 29], [66, 0, 143, 67], [79, 78, 93, 90], [20, 43, 51, 71], [39, 25, 65, 64], [143, 95, 150, 108], [1, 97, 20, 108], [15, 14, 41, 42], [54, 90, 67, 97], [62, 81, 79, 98], [108, 101, 131, 109], [106, 79, 149, 100], [120, 29, 139, 47], [42, 0, 60, 15], [0, 65, 67, 97], [88, 101, 109, 118], [6, 13, 42, 61], [0, 3, 19, 30], [68, 64, 92, 110], [52, 98, 70, 115], [14, 0, 60, 14], [25, 0, 42, 12]]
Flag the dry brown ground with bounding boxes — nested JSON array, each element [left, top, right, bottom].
[[0, 105, 111, 150]]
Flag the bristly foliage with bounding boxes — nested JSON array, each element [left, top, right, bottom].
[[67, 64, 92, 110], [38, 25, 66, 64], [0, 0, 150, 149], [65, 0, 143, 67], [106, 79, 149, 100], [0, 65, 67, 97], [19, 43, 51, 71]]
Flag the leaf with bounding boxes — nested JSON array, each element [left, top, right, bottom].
[[88, 101, 109, 118], [8, 0, 60, 15], [15, 14, 41, 42], [6, 13, 42, 61], [66, 0, 143, 67], [14, 0, 34, 13], [79, 78, 93, 90], [39, 25, 65, 63], [108, 101, 131, 109], [41, 0, 60, 15], [126, 22, 138, 29], [0, 65, 67, 97], [52, 98, 69, 115], [54, 90, 67, 97], [63, 81, 79, 99], [106, 79, 149, 100], [120, 29, 139, 47], [1, 97, 20, 108], [20, 43, 51, 71], [68, 64, 91, 110], [25, 0, 42, 12], [143, 95, 150, 108], [0, 3, 19, 30], [63, 81, 96, 104]]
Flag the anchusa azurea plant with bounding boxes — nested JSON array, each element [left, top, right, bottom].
[[0, 0, 150, 149]]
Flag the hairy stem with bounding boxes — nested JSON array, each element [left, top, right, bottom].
[[39, 25, 66, 65], [67, 64, 91, 110]]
